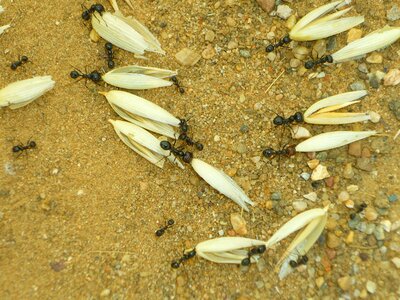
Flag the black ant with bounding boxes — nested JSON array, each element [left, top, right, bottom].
[[304, 55, 333, 69], [178, 133, 203, 151], [289, 255, 308, 268], [105, 43, 115, 69], [171, 76, 185, 94], [10, 55, 29, 70], [272, 112, 304, 126], [266, 35, 292, 53], [178, 118, 189, 133], [70, 68, 102, 85], [155, 219, 174, 237], [262, 145, 296, 159], [171, 248, 196, 268], [241, 245, 267, 266], [356, 202, 367, 213], [81, 3, 105, 20], [160, 140, 193, 164], [12, 139, 36, 156]]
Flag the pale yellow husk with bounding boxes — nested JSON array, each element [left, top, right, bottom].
[[0, 76, 55, 109], [109, 119, 184, 169], [102, 65, 176, 90], [332, 26, 400, 63], [295, 130, 376, 152], [304, 90, 380, 124], [290, 1, 364, 41]]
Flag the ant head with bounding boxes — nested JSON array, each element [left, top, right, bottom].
[[282, 35, 291, 44], [90, 71, 102, 82], [241, 257, 251, 266], [299, 255, 308, 265], [262, 148, 274, 158], [182, 152, 193, 163], [257, 245, 266, 254], [326, 55, 333, 63], [273, 115, 284, 126], [171, 260, 181, 268], [10, 62, 18, 70], [294, 112, 304, 123], [155, 228, 165, 237], [179, 87, 185, 94], [195, 142, 203, 151], [81, 10, 90, 20], [167, 219, 174, 226], [304, 60, 315, 70], [92, 3, 105, 13], [289, 260, 298, 268], [171, 76, 178, 83], [186, 249, 196, 258], [105, 42, 113, 50], [12, 145, 21, 153], [265, 44, 274, 53], [160, 140, 171, 150], [179, 119, 189, 132], [286, 145, 296, 157], [70, 70, 80, 79], [21, 56, 28, 62], [29, 141, 37, 148]]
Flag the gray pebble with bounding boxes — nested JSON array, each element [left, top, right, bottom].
[[389, 100, 400, 121], [387, 5, 400, 21], [358, 63, 368, 74], [349, 216, 361, 229], [300, 172, 311, 180], [350, 81, 366, 91], [356, 222, 368, 233], [271, 192, 281, 201], [236, 143, 247, 154], [326, 36, 336, 51], [374, 225, 385, 241], [239, 49, 251, 58], [369, 74, 380, 89], [356, 158, 373, 172], [315, 152, 328, 161], [240, 125, 249, 133], [256, 258, 267, 272], [365, 223, 376, 235]]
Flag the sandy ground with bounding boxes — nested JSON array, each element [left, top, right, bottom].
[[0, 0, 400, 299]]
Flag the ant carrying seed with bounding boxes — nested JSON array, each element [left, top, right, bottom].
[[241, 245, 267, 266], [304, 55, 333, 69], [289, 255, 308, 268], [155, 219, 174, 237], [160, 140, 193, 164], [171, 76, 185, 94], [171, 248, 196, 268], [266, 35, 292, 53], [70, 68, 102, 85], [262, 145, 296, 159], [105, 42, 115, 69], [10, 55, 29, 70], [81, 3, 105, 21], [12, 139, 36, 156]]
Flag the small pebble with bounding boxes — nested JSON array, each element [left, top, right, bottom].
[[205, 30, 215, 42], [240, 125, 249, 133], [343, 163, 354, 179], [256, 0, 275, 12], [337, 276, 352, 291], [315, 152, 327, 161], [356, 158, 373, 172], [230, 213, 247, 235], [227, 40, 238, 49], [327, 233, 340, 249], [300, 172, 311, 181], [307, 159, 319, 169], [202, 45, 215, 59], [175, 48, 201, 66], [293, 200, 307, 212], [276, 5, 292, 20], [364, 207, 378, 221], [358, 63, 368, 74], [100, 289, 111, 297], [303, 192, 316, 202], [286, 15, 296, 29], [373, 225, 385, 241], [347, 185, 359, 193], [293, 46, 309, 60], [266, 52, 276, 62], [316, 277, 325, 289], [347, 28, 363, 43], [368, 73, 381, 89], [226, 17, 236, 27], [271, 192, 281, 201], [391, 257, 400, 268], [338, 191, 350, 202], [218, 229, 224, 236], [366, 281, 376, 294], [345, 231, 354, 244], [389, 100, 400, 121], [387, 5, 400, 21], [311, 165, 330, 181], [289, 58, 301, 68], [214, 135, 221, 142], [239, 49, 251, 58], [380, 220, 391, 232], [345, 199, 354, 208], [348, 141, 362, 157], [383, 69, 400, 86], [388, 194, 398, 202], [350, 81, 366, 91], [366, 52, 383, 64], [236, 143, 247, 154]]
